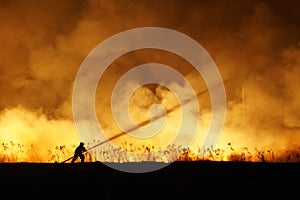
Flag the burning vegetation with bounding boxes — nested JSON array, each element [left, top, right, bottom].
[[0, 1, 300, 165], [1, 140, 300, 163]]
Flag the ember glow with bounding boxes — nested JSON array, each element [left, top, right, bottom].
[[0, 0, 300, 163]]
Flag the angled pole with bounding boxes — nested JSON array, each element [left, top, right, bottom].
[[61, 80, 231, 163]]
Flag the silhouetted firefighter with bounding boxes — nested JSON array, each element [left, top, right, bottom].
[[71, 142, 87, 163]]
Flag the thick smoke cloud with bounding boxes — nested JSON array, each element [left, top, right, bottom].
[[0, 0, 299, 161]]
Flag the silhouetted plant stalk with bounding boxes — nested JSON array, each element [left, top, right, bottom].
[[0, 141, 25, 162], [1, 140, 300, 163]]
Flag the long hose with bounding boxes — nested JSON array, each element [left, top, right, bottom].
[[61, 80, 230, 163]]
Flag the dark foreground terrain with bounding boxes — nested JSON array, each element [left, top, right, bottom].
[[0, 161, 299, 197]]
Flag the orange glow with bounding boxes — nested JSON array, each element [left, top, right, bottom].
[[0, 106, 80, 162], [1, 0, 300, 163]]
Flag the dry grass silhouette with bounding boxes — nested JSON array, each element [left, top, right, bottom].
[[1, 140, 300, 163]]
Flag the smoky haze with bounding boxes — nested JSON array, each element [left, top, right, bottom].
[[0, 0, 300, 161]]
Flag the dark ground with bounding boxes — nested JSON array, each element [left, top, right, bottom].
[[0, 161, 299, 197]]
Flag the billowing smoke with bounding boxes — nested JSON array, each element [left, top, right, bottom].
[[0, 0, 300, 162]]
